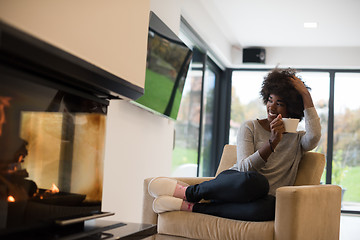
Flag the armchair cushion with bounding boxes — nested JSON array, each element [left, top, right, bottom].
[[275, 184, 341, 240], [294, 151, 325, 186], [215, 145, 237, 176], [158, 211, 274, 240]]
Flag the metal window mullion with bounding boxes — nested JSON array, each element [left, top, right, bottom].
[[326, 71, 335, 184], [196, 53, 207, 177]]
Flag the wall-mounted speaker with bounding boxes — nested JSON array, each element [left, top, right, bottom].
[[243, 47, 266, 63]]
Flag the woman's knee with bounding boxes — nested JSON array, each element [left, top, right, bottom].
[[216, 170, 268, 190], [255, 195, 276, 220], [241, 195, 275, 221], [249, 171, 269, 194], [209, 170, 269, 201], [233, 171, 269, 200]]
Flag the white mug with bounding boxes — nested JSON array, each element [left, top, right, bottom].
[[282, 118, 299, 133]]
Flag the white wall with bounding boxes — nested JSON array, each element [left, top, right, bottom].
[[228, 46, 360, 69], [0, 0, 149, 88], [102, 100, 174, 223], [265, 47, 360, 68], [150, 0, 181, 35]]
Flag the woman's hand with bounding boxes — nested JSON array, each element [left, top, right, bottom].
[[289, 76, 314, 109], [258, 114, 284, 161], [269, 114, 285, 146]]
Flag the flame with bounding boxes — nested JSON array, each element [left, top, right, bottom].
[[7, 195, 15, 202], [49, 183, 59, 194], [0, 96, 12, 136]]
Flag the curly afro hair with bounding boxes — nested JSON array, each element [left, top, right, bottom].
[[260, 68, 310, 121]]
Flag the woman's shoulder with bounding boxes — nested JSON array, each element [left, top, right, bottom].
[[241, 119, 257, 127], [239, 119, 260, 132]]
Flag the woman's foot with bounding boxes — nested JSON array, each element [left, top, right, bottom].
[[174, 184, 187, 200], [180, 200, 194, 212], [148, 177, 188, 200], [152, 196, 194, 213], [152, 196, 182, 213]]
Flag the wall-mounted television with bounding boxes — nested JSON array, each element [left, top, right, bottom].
[[133, 11, 193, 120]]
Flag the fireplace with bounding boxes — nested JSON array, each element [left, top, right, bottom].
[[0, 21, 143, 236]]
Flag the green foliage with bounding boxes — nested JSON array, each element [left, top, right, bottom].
[[149, 34, 188, 73], [342, 166, 360, 202], [331, 150, 348, 186], [230, 86, 265, 126], [171, 146, 198, 172], [231, 87, 245, 123], [333, 108, 360, 167], [331, 108, 360, 204]]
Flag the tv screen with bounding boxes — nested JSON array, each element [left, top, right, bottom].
[[134, 12, 193, 120]]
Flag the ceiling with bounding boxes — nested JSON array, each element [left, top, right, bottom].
[[199, 0, 360, 48]]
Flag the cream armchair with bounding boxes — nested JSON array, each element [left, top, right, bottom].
[[142, 145, 342, 240]]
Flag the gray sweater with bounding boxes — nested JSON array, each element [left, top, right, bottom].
[[230, 107, 321, 196]]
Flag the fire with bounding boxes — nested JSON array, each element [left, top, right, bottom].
[[7, 195, 15, 202], [18, 155, 24, 163], [33, 183, 60, 200], [48, 183, 60, 194], [0, 96, 12, 136]]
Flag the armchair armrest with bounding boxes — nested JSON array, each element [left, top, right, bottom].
[[142, 177, 214, 225], [274, 184, 342, 240]]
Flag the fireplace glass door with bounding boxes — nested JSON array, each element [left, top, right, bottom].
[[0, 68, 108, 234]]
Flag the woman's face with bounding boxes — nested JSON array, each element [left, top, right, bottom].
[[266, 94, 288, 122]]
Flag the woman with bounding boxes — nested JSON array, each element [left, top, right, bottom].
[[148, 68, 321, 221]]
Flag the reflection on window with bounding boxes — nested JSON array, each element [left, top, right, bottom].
[[334, 73, 360, 211], [171, 69, 202, 177], [199, 66, 216, 177]]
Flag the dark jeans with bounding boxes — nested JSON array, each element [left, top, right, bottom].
[[185, 170, 276, 221]]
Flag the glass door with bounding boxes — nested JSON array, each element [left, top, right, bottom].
[[198, 64, 217, 177], [333, 72, 360, 212], [171, 48, 221, 177], [296, 72, 329, 181], [171, 67, 203, 177]]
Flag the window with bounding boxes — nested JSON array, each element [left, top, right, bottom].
[[172, 16, 227, 178], [171, 67, 203, 177], [229, 69, 360, 213], [296, 72, 329, 182], [333, 73, 360, 211], [198, 64, 217, 177], [229, 71, 267, 145], [171, 46, 223, 177]]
